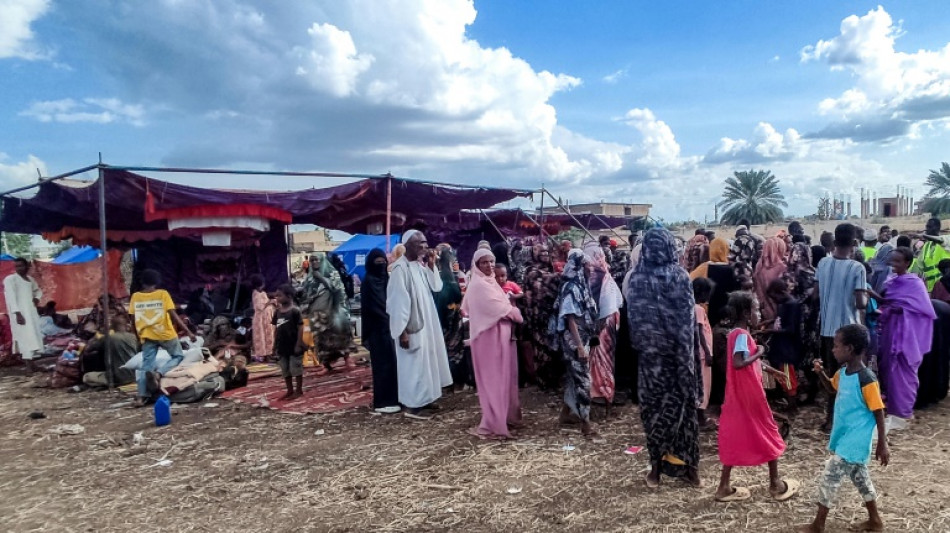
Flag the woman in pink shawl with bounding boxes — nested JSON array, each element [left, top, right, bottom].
[[753, 237, 788, 321], [876, 247, 937, 425], [461, 248, 524, 440]]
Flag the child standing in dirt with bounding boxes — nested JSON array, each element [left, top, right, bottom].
[[715, 291, 798, 503], [272, 284, 305, 400], [797, 324, 889, 533]]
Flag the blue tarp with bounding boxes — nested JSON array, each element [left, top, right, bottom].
[[0, 254, 14, 261], [51, 245, 102, 264], [333, 234, 401, 280]]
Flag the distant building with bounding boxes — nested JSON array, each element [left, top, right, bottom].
[[539, 202, 651, 218], [289, 229, 339, 253]]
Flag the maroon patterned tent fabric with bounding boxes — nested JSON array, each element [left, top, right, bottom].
[[0, 169, 532, 237]]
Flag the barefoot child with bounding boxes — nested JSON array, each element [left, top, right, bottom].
[[272, 284, 305, 400], [691, 277, 715, 429], [797, 324, 889, 533], [715, 291, 798, 502]]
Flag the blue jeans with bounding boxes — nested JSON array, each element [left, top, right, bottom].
[[137, 338, 185, 398]]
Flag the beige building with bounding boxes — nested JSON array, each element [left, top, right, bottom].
[[539, 202, 651, 218], [289, 229, 341, 272]]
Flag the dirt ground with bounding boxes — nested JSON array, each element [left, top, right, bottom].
[[2, 371, 950, 533]]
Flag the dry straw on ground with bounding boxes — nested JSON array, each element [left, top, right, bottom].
[[2, 372, 949, 532]]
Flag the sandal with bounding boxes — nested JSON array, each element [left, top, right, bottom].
[[715, 487, 751, 502], [645, 474, 660, 489], [771, 478, 800, 502]]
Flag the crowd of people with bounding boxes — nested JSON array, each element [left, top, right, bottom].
[[352, 218, 948, 531], [4, 216, 950, 531]]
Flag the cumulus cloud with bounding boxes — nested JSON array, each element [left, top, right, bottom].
[[619, 108, 683, 169], [9, 2, 943, 220], [0, 154, 47, 189], [704, 123, 806, 164], [801, 6, 950, 142], [0, 0, 50, 59], [295, 23, 374, 97], [19, 98, 146, 125]]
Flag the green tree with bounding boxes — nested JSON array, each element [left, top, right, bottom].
[[717, 169, 787, 225], [1, 233, 33, 258], [923, 162, 950, 215]]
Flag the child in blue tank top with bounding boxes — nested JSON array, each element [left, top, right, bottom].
[[797, 324, 889, 533]]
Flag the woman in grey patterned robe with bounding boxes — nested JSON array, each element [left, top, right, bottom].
[[627, 228, 701, 488]]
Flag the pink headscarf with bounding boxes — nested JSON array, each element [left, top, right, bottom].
[[753, 237, 788, 320], [461, 249, 514, 342]]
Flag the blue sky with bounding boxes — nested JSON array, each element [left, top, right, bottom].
[[1, 1, 949, 223]]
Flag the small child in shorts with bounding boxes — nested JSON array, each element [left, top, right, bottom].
[[272, 284, 305, 400], [797, 324, 889, 533]]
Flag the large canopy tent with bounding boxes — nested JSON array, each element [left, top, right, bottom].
[[0, 165, 534, 303]]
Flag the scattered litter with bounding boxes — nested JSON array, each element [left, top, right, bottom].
[[146, 459, 173, 468], [48, 424, 85, 435], [445, 508, 455, 513], [132, 432, 146, 446], [624, 446, 644, 455], [28, 411, 46, 419], [258, 394, 270, 408], [506, 487, 522, 494], [202, 402, 220, 408], [314, 429, 326, 436], [561, 445, 576, 452]]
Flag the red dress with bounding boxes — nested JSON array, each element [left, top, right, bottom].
[[717, 328, 786, 466]]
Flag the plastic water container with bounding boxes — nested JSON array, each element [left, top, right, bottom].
[[154, 395, 172, 427]]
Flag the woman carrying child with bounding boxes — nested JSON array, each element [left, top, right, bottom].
[[715, 291, 798, 502]]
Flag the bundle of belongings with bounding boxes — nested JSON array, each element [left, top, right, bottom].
[[118, 336, 248, 403]]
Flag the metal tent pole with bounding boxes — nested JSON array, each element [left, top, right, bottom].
[[543, 188, 596, 241], [97, 157, 113, 389], [385, 174, 392, 253]]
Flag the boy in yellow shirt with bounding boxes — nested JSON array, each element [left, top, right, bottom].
[[129, 269, 196, 407]]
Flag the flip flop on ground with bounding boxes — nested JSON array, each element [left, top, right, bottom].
[[715, 487, 752, 502], [770, 479, 800, 502]]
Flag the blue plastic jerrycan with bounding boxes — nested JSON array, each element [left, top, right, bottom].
[[154, 395, 172, 427]]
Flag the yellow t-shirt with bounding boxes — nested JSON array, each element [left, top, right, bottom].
[[130, 289, 178, 341]]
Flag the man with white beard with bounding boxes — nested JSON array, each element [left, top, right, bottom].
[[387, 229, 453, 419]]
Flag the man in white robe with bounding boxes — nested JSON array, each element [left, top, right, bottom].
[[387, 230, 453, 419], [4, 258, 44, 368]]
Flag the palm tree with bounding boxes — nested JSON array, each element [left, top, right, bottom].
[[717, 169, 787, 225], [923, 162, 950, 215]]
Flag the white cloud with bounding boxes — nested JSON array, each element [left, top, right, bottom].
[[18, 2, 946, 221], [0, 154, 47, 189], [0, 0, 50, 60], [801, 6, 950, 141], [619, 108, 683, 169], [19, 98, 146, 126], [295, 23, 374, 97], [704, 122, 808, 164], [602, 68, 627, 84]]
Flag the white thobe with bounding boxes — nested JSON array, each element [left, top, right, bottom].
[[386, 257, 453, 408], [3, 274, 44, 359]]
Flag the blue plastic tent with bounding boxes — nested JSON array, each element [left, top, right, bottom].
[[51, 245, 102, 264], [333, 234, 401, 280]]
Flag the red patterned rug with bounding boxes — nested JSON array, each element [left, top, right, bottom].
[[221, 364, 374, 414]]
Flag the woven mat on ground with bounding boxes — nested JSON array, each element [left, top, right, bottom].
[[220, 364, 373, 414]]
